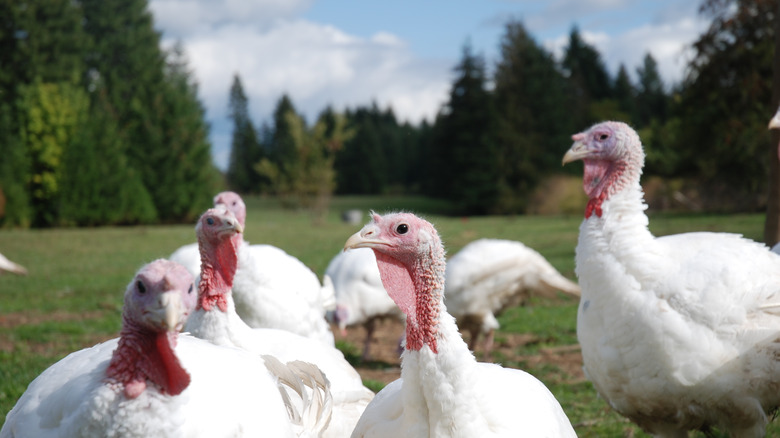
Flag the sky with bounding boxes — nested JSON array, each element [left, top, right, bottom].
[[148, 0, 710, 170]]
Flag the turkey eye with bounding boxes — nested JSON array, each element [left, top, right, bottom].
[[599, 134, 609, 141], [137, 280, 146, 294], [188, 284, 193, 294], [206, 217, 215, 225], [396, 224, 409, 234]]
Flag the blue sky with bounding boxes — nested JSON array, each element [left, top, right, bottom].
[[148, 0, 709, 170]]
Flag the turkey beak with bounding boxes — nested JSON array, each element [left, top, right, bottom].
[[769, 107, 780, 130], [562, 134, 590, 165], [158, 290, 185, 332], [223, 218, 243, 235], [344, 225, 388, 251]]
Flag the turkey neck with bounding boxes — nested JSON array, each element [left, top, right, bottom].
[[197, 232, 239, 312], [379, 246, 485, 434], [189, 232, 256, 350], [580, 179, 655, 266]]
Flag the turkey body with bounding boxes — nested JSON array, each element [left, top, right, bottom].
[[445, 238, 579, 355], [566, 121, 780, 437], [1, 337, 296, 438], [232, 242, 335, 346]]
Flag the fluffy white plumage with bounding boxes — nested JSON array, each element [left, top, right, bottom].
[[345, 212, 577, 438], [564, 121, 780, 437], [324, 247, 403, 359], [186, 208, 374, 438], [0, 251, 26, 276], [0, 260, 298, 438], [232, 242, 336, 346], [444, 238, 580, 356], [169, 191, 335, 345]]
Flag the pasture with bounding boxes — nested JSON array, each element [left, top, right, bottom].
[[0, 195, 771, 436]]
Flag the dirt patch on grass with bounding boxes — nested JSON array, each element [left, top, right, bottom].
[[334, 316, 585, 387]]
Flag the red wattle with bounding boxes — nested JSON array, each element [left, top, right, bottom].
[[155, 331, 191, 396]]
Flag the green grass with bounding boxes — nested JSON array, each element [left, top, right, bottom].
[[0, 195, 773, 436]]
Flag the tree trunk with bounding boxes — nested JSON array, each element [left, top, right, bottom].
[[764, 0, 780, 247]]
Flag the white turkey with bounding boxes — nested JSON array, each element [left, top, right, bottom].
[[185, 208, 374, 438], [444, 238, 580, 358], [0, 251, 26, 276], [563, 120, 780, 437], [0, 259, 306, 438], [324, 247, 403, 360], [345, 212, 577, 437], [170, 191, 335, 346]]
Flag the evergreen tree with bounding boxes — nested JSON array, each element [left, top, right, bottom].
[[493, 20, 572, 213], [0, 0, 86, 227], [562, 26, 614, 128], [227, 73, 263, 193], [613, 64, 637, 124], [336, 106, 391, 194], [0, 0, 87, 108], [429, 43, 499, 214], [675, 0, 774, 209], [269, 94, 299, 170], [0, 103, 31, 227], [635, 53, 668, 125], [81, 0, 204, 222], [57, 91, 157, 225], [150, 42, 221, 221]]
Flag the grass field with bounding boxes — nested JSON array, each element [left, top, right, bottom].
[[0, 194, 773, 436]]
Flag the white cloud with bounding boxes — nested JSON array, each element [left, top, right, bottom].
[[159, 18, 450, 169], [149, 0, 314, 36], [542, 16, 707, 88]]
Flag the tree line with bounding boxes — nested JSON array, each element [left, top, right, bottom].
[[1, 0, 775, 227], [228, 0, 777, 216]]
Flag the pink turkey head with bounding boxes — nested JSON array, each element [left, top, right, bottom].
[[344, 211, 445, 352], [107, 259, 195, 398], [124, 259, 196, 333], [562, 121, 644, 218], [213, 191, 247, 227]]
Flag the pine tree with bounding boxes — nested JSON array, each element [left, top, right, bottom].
[[268, 95, 300, 170], [613, 64, 637, 123], [0, 103, 32, 227], [148, 42, 221, 221], [57, 91, 157, 225], [635, 53, 668, 125], [0, 0, 87, 107], [0, 0, 87, 227], [493, 20, 572, 213], [81, 0, 197, 222], [227, 73, 263, 193], [429, 42, 499, 214], [562, 26, 614, 128], [336, 107, 389, 194]]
